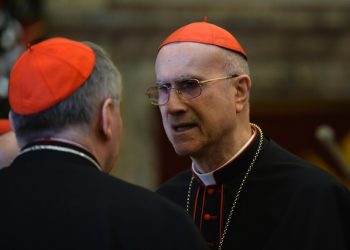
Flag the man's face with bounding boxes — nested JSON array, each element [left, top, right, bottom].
[[155, 43, 239, 159]]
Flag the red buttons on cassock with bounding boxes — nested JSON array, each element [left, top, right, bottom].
[[204, 214, 211, 221], [207, 188, 215, 195], [204, 213, 217, 221]]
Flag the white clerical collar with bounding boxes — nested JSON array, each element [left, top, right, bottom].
[[192, 128, 257, 186]]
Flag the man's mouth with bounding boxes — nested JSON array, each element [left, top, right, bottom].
[[172, 123, 196, 132]]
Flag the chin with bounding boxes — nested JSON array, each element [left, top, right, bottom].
[[169, 136, 202, 156], [172, 144, 198, 156]]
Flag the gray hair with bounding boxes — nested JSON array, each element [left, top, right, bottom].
[[222, 49, 250, 76], [10, 41, 122, 145]]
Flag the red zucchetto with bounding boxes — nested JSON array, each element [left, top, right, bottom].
[[9, 37, 96, 115], [159, 21, 247, 59]]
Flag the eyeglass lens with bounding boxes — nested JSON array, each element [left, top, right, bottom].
[[177, 79, 201, 99], [157, 80, 201, 104]]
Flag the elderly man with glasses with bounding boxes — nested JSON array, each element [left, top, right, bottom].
[[146, 20, 350, 250]]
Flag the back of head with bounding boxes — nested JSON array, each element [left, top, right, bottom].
[[9, 38, 122, 146]]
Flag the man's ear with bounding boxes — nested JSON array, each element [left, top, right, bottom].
[[100, 98, 114, 140], [234, 75, 251, 113]]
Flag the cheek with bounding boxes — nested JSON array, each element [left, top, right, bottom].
[[159, 109, 168, 126], [160, 112, 172, 136], [198, 98, 236, 130]]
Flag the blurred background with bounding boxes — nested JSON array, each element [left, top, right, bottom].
[[0, 0, 349, 190]]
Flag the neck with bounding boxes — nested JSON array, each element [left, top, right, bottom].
[[191, 123, 253, 173], [30, 129, 106, 172], [58, 130, 108, 170]]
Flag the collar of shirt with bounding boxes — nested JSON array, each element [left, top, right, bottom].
[[192, 127, 257, 186], [19, 138, 102, 171]]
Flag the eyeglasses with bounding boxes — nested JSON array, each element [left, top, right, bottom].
[[146, 75, 238, 106]]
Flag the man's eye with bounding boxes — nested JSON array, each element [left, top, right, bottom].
[[178, 80, 199, 90], [158, 85, 170, 94]]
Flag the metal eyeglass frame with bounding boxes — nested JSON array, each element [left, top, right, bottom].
[[146, 74, 239, 106]]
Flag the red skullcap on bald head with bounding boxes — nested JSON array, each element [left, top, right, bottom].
[[9, 37, 96, 115], [159, 21, 247, 59]]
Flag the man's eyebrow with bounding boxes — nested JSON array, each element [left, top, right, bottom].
[[156, 75, 199, 85], [156, 80, 170, 86]]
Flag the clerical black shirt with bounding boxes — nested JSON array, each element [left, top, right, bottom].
[[158, 131, 350, 250]]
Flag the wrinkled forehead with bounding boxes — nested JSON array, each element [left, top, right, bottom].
[[155, 42, 227, 81]]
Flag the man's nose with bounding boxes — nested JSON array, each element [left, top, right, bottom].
[[165, 88, 187, 113]]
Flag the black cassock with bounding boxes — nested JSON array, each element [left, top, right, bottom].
[[0, 140, 208, 250], [158, 129, 350, 250]]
